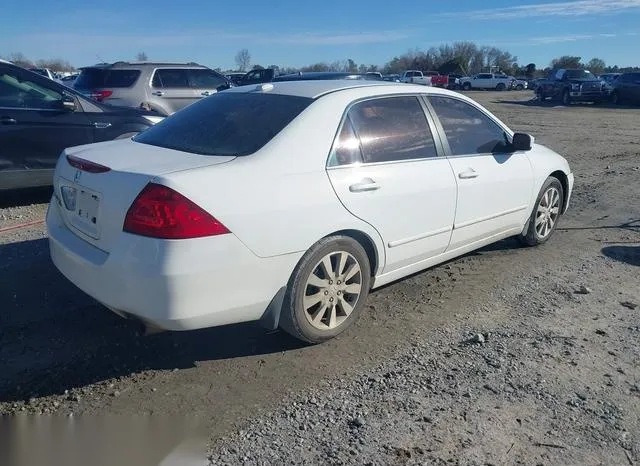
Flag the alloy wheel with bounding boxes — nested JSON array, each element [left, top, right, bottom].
[[303, 251, 362, 330], [535, 187, 561, 239]]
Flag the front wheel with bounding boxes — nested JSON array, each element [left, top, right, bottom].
[[496, 83, 506, 91], [611, 91, 621, 105], [516, 84, 524, 91], [519, 177, 564, 246], [279, 236, 371, 344], [463, 82, 471, 91], [562, 90, 571, 105]]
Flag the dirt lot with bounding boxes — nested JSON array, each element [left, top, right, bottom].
[[1, 91, 638, 465]]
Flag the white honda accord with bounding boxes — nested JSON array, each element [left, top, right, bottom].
[[47, 81, 574, 343]]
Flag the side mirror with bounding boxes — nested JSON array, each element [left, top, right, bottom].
[[59, 94, 77, 111], [512, 133, 533, 151]]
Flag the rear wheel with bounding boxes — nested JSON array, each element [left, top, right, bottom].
[[611, 91, 621, 105], [519, 177, 564, 246], [496, 83, 506, 91], [279, 236, 371, 344]]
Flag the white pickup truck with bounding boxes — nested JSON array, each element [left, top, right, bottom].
[[400, 70, 432, 86], [459, 73, 515, 91]]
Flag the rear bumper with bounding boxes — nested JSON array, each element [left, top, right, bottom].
[[47, 200, 300, 331]]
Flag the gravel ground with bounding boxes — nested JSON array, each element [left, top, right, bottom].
[[1, 91, 638, 465]]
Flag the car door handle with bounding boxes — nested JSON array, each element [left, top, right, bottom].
[[349, 178, 380, 193], [0, 117, 17, 125], [201, 91, 211, 96], [458, 169, 479, 179], [151, 91, 164, 96]]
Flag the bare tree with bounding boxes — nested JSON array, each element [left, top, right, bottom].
[[551, 56, 583, 69], [6, 52, 34, 68], [586, 58, 606, 74], [136, 52, 148, 61], [235, 49, 251, 72]]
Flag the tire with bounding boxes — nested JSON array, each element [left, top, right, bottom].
[[279, 236, 372, 344], [519, 177, 564, 247], [536, 89, 546, 102], [496, 83, 506, 91], [611, 91, 621, 105], [562, 89, 571, 105], [516, 84, 524, 91], [463, 82, 471, 91]]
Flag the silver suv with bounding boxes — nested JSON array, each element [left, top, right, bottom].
[[73, 62, 231, 115]]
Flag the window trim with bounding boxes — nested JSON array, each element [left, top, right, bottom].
[[0, 66, 73, 111], [325, 93, 448, 170], [422, 94, 515, 159]]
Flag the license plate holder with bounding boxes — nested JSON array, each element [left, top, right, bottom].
[[71, 187, 101, 239]]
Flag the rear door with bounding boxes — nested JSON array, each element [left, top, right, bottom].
[[427, 95, 534, 251], [326, 95, 457, 273], [150, 68, 197, 114], [188, 69, 229, 99], [0, 64, 93, 179]]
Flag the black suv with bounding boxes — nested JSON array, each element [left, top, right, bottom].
[[0, 60, 163, 190], [611, 72, 640, 105]]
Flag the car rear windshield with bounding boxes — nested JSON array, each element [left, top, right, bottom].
[[74, 68, 141, 89], [133, 93, 313, 156]]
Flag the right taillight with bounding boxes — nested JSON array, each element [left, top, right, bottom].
[[91, 90, 113, 102], [123, 183, 229, 239]]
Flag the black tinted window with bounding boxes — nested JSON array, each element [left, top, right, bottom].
[[429, 96, 509, 155], [152, 69, 190, 88], [347, 96, 437, 164], [74, 69, 140, 89], [133, 93, 312, 156], [189, 69, 227, 89], [0, 68, 62, 109], [328, 118, 363, 166]]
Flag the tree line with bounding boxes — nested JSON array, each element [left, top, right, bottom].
[[3, 44, 639, 77]]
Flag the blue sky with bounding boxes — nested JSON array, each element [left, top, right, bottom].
[[3, 0, 639, 69]]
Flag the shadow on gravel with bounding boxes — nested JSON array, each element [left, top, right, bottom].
[[601, 245, 640, 266], [0, 186, 53, 208], [558, 218, 640, 232], [0, 238, 305, 403], [495, 98, 640, 110]]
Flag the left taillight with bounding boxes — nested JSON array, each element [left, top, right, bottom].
[[66, 155, 111, 173], [123, 183, 230, 239], [91, 89, 113, 102]]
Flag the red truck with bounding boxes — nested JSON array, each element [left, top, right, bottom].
[[424, 71, 449, 88]]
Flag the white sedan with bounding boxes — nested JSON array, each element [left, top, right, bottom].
[[47, 81, 574, 343]]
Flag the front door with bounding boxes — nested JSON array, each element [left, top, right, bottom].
[[0, 65, 94, 180], [326, 95, 457, 273], [427, 95, 534, 252], [188, 68, 230, 101]]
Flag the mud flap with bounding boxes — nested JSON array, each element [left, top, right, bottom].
[[258, 286, 286, 330]]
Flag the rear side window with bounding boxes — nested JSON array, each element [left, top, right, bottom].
[[74, 69, 140, 88], [133, 93, 312, 156], [346, 96, 438, 164], [152, 69, 190, 88]]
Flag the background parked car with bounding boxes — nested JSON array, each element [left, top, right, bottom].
[[459, 73, 515, 91], [233, 68, 277, 86], [60, 74, 78, 88], [0, 60, 163, 190], [73, 62, 231, 116], [611, 72, 640, 104], [400, 70, 431, 85], [536, 69, 608, 105], [513, 77, 529, 90], [599, 73, 622, 85], [383, 74, 401, 82]]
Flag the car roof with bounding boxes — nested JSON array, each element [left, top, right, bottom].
[[224, 80, 459, 100], [79, 61, 207, 70]]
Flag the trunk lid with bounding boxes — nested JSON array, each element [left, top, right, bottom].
[[54, 139, 235, 252]]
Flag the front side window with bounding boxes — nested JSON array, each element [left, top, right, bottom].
[[0, 67, 62, 109], [188, 69, 227, 89], [133, 93, 312, 156], [152, 69, 190, 88], [346, 96, 438, 164], [429, 96, 509, 155]]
